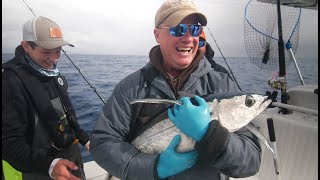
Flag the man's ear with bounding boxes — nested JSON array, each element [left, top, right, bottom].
[[21, 41, 31, 53], [154, 28, 161, 44]]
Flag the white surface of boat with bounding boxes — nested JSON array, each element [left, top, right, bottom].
[[231, 85, 318, 180], [83, 161, 111, 180]]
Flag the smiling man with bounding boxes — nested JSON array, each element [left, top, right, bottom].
[[90, 0, 262, 180], [2, 16, 90, 180], [154, 14, 205, 77]]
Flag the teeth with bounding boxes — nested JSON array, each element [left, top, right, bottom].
[[177, 47, 192, 53]]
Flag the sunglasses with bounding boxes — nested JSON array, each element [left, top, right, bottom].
[[199, 39, 206, 48], [159, 24, 203, 37]]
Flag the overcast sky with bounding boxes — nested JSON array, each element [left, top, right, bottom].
[[2, 0, 318, 59]]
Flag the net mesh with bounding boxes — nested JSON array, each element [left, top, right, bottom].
[[244, 0, 301, 70]]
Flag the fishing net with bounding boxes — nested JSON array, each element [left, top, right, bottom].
[[244, 0, 301, 70]]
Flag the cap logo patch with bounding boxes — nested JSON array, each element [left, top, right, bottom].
[[49, 27, 62, 38]]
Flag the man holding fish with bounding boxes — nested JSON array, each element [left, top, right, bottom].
[[90, 0, 262, 179]]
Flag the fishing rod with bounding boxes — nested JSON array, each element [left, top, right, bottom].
[[276, 0, 289, 113], [62, 50, 106, 104], [205, 27, 243, 92], [267, 118, 281, 178], [21, 0, 107, 104]]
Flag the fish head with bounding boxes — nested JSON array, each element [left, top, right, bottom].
[[209, 94, 272, 132]]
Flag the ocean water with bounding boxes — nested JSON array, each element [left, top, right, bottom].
[[2, 53, 318, 162]]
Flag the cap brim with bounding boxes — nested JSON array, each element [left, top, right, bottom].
[[164, 10, 207, 27], [35, 40, 74, 49]]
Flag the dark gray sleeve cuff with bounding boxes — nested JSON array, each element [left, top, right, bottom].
[[153, 155, 161, 180], [194, 120, 230, 162]]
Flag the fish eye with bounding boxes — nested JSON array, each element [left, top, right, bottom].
[[245, 95, 256, 107]]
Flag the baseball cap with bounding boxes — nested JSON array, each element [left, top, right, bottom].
[[155, 0, 207, 28], [23, 16, 74, 49], [199, 30, 206, 40]]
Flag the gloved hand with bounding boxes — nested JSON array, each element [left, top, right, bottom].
[[157, 135, 198, 179], [168, 96, 210, 141]]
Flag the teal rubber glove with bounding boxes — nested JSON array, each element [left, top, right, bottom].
[[157, 135, 199, 179], [168, 96, 210, 141]]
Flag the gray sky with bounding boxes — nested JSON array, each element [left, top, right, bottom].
[[2, 0, 318, 59]]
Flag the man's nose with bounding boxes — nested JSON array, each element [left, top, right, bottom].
[[181, 30, 194, 43]]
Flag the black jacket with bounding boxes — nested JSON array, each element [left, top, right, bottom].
[[2, 50, 89, 175]]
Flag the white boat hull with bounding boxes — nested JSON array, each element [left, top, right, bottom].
[[232, 85, 318, 180], [232, 108, 318, 180]]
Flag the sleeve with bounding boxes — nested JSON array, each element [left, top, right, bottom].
[[90, 81, 158, 180], [2, 70, 54, 174], [195, 73, 261, 178], [195, 121, 261, 178]]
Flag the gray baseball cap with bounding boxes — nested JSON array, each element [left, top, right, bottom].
[[155, 0, 207, 28], [23, 16, 74, 49]]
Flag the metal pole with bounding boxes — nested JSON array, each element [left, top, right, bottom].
[[267, 118, 281, 180], [288, 48, 305, 85], [272, 102, 318, 115], [277, 0, 287, 78], [276, 0, 289, 114]]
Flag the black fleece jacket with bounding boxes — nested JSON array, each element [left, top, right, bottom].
[[2, 50, 89, 174]]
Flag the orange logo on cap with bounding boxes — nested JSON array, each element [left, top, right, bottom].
[[49, 27, 62, 38], [199, 31, 206, 40]]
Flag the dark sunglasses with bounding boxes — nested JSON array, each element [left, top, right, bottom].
[[199, 39, 206, 48], [160, 24, 203, 37]]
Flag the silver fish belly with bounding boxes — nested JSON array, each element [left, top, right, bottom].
[[131, 94, 272, 154]]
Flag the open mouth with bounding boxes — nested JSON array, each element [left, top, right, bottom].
[[262, 96, 271, 103], [176, 47, 192, 54], [259, 97, 272, 108]]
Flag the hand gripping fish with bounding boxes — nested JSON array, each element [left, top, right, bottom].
[[130, 93, 276, 158]]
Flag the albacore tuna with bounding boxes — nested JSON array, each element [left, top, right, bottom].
[[130, 92, 272, 154]]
